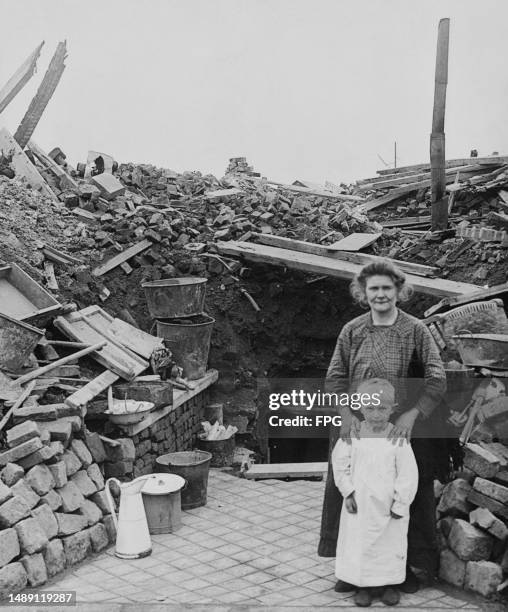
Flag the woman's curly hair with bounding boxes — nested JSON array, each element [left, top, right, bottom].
[[350, 260, 413, 308]]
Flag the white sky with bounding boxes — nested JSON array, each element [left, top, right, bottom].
[[1, 0, 508, 184]]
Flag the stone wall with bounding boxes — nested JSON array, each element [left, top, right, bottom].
[[0, 416, 115, 600], [131, 392, 208, 478], [436, 442, 508, 597]]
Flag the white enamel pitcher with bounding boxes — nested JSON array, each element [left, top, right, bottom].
[[105, 475, 157, 559]]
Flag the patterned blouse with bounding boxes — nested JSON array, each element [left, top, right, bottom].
[[325, 308, 446, 418]]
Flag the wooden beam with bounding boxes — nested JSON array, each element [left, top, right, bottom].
[[327, 233, 381, 251], [246, 177, 365, 202], [357, 164, 479, 191], [92, 239, 152, 277], [251, 233, 438, 277], [0, 128, 56, 199], [218, 240, 479, 297], [65, 370, 120, 410], [244, 462, 328, 480], [361, 167, 488, 212], [430, 18, 450, 230], [13, 341, 106, 386], [28, 140, 79, 191], [0, 42, 44, 115], [375, 156, 508, 177], [0, 381, 36, 433]]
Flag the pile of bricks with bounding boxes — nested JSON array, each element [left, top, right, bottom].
[[225, 157, 260, 177], [0, 408, 120, 599], [436, 442, 508, 596]]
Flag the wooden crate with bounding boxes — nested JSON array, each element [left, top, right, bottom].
[[0, 263, 61, 325]]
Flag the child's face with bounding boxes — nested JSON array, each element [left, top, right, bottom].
[[360, 402, 393, 426]]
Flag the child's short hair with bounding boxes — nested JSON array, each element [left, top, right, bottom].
[[356, 378, 396, 406]]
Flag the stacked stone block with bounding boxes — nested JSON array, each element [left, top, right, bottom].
[[0, 418, 115, 600], [437, 442, 508, 597]]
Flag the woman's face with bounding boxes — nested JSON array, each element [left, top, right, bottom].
[[364, 274, 398, 314]]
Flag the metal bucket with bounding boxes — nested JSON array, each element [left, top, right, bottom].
[[197, 435, 236, 467], [156, 314, 214, 381], [0, 313, 44, 371], [155, 451, 212, 510], [142, 473, 185, 534], [142, 277, 207, 319], [452, 333, 508, 369]]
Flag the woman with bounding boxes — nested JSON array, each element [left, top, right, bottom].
[[318, 260, 446, 594]]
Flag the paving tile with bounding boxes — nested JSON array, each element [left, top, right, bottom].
[[298, 590, 343, 606], [225, 563, 257, 578], [284, 569, 323, 585], [186, 563, 216, 577], [214, 591, 253, 604], [178, 576, 212, 591], [44, 470, 487, 610], [247, 556, 279, 570], [304, 576, 336, 592], [220, 577, 253, 591], [193, 584, 230, 598], [207, 556, 239, 570], [243, 570, 277, 585], [270, 548, 302, 563], [214, 542, 245, 556], [230, 548, 261, 563], [267, 563, 299, 578], [287, 555, 321, 570], [257, 590, 298, 606]]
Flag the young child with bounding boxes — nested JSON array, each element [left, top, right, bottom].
[[332, 378, 419, 607]]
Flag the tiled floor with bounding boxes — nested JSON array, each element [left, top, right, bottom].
[[36, 471, 485, 609]]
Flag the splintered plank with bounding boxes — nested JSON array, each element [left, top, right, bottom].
[[251, 232, 437, 277], [92, 239, 152, 277], [0, 42, 44, 114], [362, 166, 496, 211], [375, 156, 508, 176], [244, 462, 328, 480], [65, 370, 120, 409], [0, 128, 56, 199], [246, 177, 365, 202], [217, 240, 479, 297], [327, 233, 381, 251], [54, 306, 148, 380], [109, 318, 164, 359], [28, 140, 79, 191], [357, 164, 480, 191]]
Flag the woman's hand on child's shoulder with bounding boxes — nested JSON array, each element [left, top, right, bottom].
[[345, 492, 358, 514], [341, 415, 361, 445]]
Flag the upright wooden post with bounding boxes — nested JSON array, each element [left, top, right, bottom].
[[430, 18, 450, 231]]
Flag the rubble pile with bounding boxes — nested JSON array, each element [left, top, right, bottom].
[[436, 442, 508, 596], [2, 145, 508, 601], [359, 162, 508, 285], [0, 408, 119, 597]]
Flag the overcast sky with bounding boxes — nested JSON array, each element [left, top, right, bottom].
[[1, 0, 507, 184]]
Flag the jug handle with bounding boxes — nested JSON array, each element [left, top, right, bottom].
[[105, 478, 121, 530]]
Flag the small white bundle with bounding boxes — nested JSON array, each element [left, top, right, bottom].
[[200, 420, 238, 440]]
